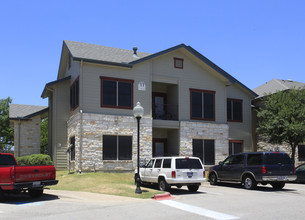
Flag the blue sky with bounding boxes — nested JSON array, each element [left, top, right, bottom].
[[1, 0, 305, 106]]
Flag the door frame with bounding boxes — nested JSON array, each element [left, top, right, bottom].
[[153, 138, 167, 157], [152, 92, 167, 119]]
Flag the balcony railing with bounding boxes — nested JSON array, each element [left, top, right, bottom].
[[152, 104, 178, 120]]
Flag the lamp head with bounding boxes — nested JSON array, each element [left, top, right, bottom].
[[133, 102, 144, 118]]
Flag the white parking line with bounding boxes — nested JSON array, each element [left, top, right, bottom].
[[159, 200, 240, 220]]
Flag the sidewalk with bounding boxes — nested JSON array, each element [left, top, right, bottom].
[[45, 189, 144, 205]]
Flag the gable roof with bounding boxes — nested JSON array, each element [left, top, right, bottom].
[[253, 79, 305, 98], [62, 40, 257, 97], [9, 104, 48, 120], [64, 40, 151, 68]]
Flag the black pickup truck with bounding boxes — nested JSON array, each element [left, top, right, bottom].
[[209, 152, 296, 190]]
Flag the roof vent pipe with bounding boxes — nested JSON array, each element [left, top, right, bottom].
[[133, 47, 138, 55]]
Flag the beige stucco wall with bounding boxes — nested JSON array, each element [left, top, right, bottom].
[[226, 84, 254, 152], [50, 80, 70, 169]]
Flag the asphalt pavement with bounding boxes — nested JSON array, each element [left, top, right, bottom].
[[1, 183, 305, 220]]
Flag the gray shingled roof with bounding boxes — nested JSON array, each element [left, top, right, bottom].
[[64, 40, 152, 64], [9, 104, 48, 119], [253, 79, 305, 98], [61, 40, 257, 98]]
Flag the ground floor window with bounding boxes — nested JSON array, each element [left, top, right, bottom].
[[229, 140, 243, 155], [103, 135, 132, 160], [69, 136, 75, 161], [192, 139, 215, 165], [298, 145, 305, 161]]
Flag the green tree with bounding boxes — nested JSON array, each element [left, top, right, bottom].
[[256, 88, 305, 162], [0, 97, 14, 153], [40, 118, 48, 154]]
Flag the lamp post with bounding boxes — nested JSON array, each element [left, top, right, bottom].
[[133, 102, 144, 194]]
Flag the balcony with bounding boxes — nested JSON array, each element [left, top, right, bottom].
[[152, 103, 178, 121]]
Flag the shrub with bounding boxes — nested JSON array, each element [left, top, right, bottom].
[[16, 154, 53, 166]]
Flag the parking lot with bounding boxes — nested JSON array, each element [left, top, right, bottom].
[[0, 183, 305, 220]]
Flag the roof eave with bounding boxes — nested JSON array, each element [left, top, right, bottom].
[[41, 76, 71, 98], [73, 57, 133, 68]]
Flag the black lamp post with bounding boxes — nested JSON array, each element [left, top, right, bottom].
[[133, 102, 144, 194]]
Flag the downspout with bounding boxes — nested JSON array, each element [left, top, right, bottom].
[[79, 60, 84, 173], [17, 119, 21, 157]]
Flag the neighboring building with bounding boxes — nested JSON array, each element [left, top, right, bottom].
[[36, 40, 257, 171], [9, 104, 48, 157], [252, 79, 305, 165]]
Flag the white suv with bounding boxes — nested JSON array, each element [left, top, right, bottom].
[[139, 156, 206, 192]]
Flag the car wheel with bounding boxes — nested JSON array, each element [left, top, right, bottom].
[[271, 182, 285, 190], [29, 188, 44, 198], [243, 175, 257, 190], [187, 185, 199, 192], [209, 173, 218, 185], [158, 178, 169, 191]]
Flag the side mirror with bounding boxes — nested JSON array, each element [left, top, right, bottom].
[[219, 161, 224, 166]]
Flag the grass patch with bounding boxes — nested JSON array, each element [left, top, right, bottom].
[[50, 170, 161, 199]]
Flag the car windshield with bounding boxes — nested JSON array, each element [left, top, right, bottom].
[[265, 153, 292, 165], [176, 158, 202, 169]]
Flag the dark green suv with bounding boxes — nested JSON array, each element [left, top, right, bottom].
[[209, 152, 297, 190]]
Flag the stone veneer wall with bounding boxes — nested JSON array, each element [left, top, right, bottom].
[[13, 115, 41, 157], [257, 135, 303, 166], [180, 121, 229, 165], [67, 112, 152, 172]]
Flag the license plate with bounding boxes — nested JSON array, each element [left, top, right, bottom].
[[278, 176, 287, 181], [33, 181, 41, 187], [187, 172, 193, 177]]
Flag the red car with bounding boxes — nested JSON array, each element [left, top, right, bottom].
[[0, 153, 58, 199]]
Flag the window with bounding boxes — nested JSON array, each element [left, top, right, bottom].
[[265, 153, 292, 165], [154, 159, 162, 168], [174, 57, 184, 69], [146, 159, 155, 168], [247, 154, 263, 166], [193, 139, 215, 165], [298, 145, 305, 161], [176, 158, 203, 169], [190, 89, 215, 121], [227, 98, 243, 122], [69, 136, 76, 161], [103, 135, 132, 160], [70, 77, 79, 110], [223, 155, 244, 165], [229, 140, 243, 155], [163, 159, 171, 168], [100, 77, 134, 109]]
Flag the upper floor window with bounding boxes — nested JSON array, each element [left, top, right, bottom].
[[190, 89, 215, 121], [174, 57, 184, 69], [227, 98, 243, 122], [70, 77, 79, 111], [100, 76, 134, 109]]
